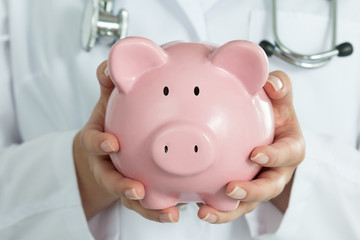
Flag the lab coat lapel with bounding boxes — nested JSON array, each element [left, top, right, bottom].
[[174, 0, 208, 41]]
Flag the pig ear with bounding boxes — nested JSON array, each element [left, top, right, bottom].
[[210, 40, 269, 95], [108, 37, 168, 93]]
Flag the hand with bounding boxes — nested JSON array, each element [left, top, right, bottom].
[[197, 71, 305, 223], [73, 61, 180, 222]]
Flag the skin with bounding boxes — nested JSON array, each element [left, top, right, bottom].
[[74, 61, 305, 223]]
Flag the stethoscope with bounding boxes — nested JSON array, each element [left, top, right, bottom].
[[81, 0, 128, 51], [81, 0, 353, 68]]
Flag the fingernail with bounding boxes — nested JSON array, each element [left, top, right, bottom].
[[159, 213, 176, 223], [251, 153, 269, 165], [104, 66, 109, 76], [227, 186, 247, 200], [124, 188, 142, 200], [201, 213, 218, 223], [100, 140, 115, 153], [267, 75, 283, 92]]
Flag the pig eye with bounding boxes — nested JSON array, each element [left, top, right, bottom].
[[194, 86, 200, 96], [163, 86, 169, 96], [194, 145, 198, 153]]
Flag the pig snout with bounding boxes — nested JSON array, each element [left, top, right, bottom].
[[151, 123, 216, 176]]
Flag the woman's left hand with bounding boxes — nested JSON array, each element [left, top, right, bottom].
[[197, 71, 305, 224]]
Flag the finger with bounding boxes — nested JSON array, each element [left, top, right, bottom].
[[265, 71, 299, 128], [96, 60, 115, 97], [80, 60, 119, 154], [197, 202, 259, 224], [264, 71, 293, 105], [226, 167, 295, 202], [89, 156, 145, 200], [250, 131, 305, 167], [121, 198, 180, 223], [80, 128, 119, 154], [81, 60, 120, 155]]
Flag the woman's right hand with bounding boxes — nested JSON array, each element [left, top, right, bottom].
[[73, 61, 180, 223]]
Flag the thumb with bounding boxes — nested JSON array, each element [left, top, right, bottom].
[[97, 60, 115, 99], [264, 71, 293, 107], [264, 71, 297, 127]]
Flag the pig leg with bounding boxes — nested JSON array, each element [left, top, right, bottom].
[[202, 191, 240, 212], [140, 189, 179, 210]]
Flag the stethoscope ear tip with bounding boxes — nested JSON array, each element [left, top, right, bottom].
[[259, 40, 275, 57], [336, 42, 353, 57]]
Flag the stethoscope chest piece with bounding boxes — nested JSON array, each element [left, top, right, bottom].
[[81, 0, 128, 51]]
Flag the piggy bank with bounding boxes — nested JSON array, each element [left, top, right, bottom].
[[105, 37, 274, 211]]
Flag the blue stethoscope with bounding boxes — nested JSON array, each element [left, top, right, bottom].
[[81, 0, 353, 69]]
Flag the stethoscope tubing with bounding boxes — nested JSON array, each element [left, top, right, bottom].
[[272, 0, 339, 61], [266, 0, 352, 68]]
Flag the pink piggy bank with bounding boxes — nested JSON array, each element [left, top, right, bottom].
[[105, 37, 274, 211]]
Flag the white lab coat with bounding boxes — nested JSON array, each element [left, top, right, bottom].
[[1, 0, 360, 239]]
